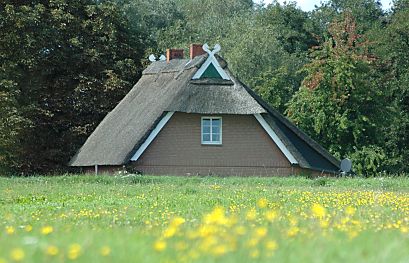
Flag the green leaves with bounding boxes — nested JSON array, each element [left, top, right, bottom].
[[0, 0, 148, 174], [286, 13, 388, 176]]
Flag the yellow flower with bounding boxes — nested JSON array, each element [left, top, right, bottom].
[[250, 249, 260, 258], [255, 227, 267, 238], [68, 243, 81, 260], [348, 230, 358, 239], [163, 226, 177, 238], [46, 245, 59, 256], [170, 217, 185, 227], [200, 236, 217, 251], [212, 245, 227, 256], [345, 206, 356, 216], [234, 225, 247, 235], [10, 248, 25, 262], [400, 226, 409, 234], [265, 210, 278, 222], [257, 198, 268, 208], [41, 226, 53, 235], [287, 226, 300, 237], [5, 226, 15, 235], [311, 204, 326, 218], [265, 240, 278, 251], [246, 208, 257, 221], [320, 219, 330, 228], [153, 240, 166, 252], [204, 207, 229, 225], [24, 225, 33, 232], [100, 246, 111, 256], [246, 238, 258, 247]]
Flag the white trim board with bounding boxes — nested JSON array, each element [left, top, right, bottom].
[[131, 112, 174, 161], [192, 55, 230, 80], [254, 114, 298, 165]]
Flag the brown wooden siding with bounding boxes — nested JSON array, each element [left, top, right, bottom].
[[131, 113, 296, 176]]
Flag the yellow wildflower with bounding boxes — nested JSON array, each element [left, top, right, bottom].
[[400, 226, 409, 234], [345, 206, 356, 216], [200, 236, 217, 251], [41, 226, 53, 235], [247, 238, 258, 247], [170, 217, 185, 227], [257, 198, 268, 208], [265, 240, 278, 251], [204, 207, 229, 225], [68, 243, 81, 260], [348, 230, 358, 239], [212, 244, 227, 256], [46, 245, 59, 256], [100, 246, 111, 256], [311, 204, 326, 218], [287, 226, 300, 237], [250, 249, 260, 258], [24, 225, 33, 232], [320, 219, 330, 228], [10, 248, 25, 262], [255, 227, 267, 238], [246, 208, 257, 221], [163, 226, 177, 238], [5, 226, 15, 235], [153, 240, 166, 252], [234, 225, 247, 235], [265, 210, 278, 222]]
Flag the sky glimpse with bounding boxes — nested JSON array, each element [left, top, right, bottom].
[[255, 0, 393, 11]]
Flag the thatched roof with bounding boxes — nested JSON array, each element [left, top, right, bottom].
[[70, 53, 339, 173]]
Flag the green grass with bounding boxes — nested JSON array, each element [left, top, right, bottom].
[[1, 175, 409, 262]]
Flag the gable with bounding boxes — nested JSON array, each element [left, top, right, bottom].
[[192, 44, 230, 80], [132, 113, 291, 168]]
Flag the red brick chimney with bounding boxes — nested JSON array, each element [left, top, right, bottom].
[[190, 44, 206, 60], [166, 48, 184, 62]]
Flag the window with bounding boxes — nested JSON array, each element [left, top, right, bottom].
[[201, 117, 222, 145]]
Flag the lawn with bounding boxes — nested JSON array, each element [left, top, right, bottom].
[[1, 175, 409, 262]]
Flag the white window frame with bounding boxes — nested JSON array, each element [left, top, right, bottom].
[[201, 117, 222, 145]]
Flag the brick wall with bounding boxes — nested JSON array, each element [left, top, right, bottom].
[[131, 113, 297, 176]]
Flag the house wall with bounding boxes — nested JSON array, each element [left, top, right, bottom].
[[131, 112, 301, 176]]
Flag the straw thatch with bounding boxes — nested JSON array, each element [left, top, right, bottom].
[[70, 54, 339, 173]]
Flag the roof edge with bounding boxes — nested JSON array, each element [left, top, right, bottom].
[[238, 80, 341, 169]]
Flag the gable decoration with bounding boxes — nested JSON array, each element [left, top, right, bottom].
[[192, 44, 231, 80]]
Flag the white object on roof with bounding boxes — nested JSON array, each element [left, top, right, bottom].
[[192, 43, 231, 80]]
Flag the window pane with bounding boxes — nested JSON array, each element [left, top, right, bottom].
[[212, 134, 220, 142], [212, 126, 219, 134], [212, 119, 221, 127], [202, 134, 210, 142], [203, 126, 210, 133], [202, 119, 210, 126]]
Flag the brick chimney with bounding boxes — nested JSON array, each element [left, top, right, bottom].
[[190, 44, 206, 60], [166, 48, 184, 62]]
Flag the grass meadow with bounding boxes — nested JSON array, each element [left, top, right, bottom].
[[1, 175, 409, 262]]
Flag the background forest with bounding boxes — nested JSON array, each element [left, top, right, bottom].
[[0, 0, 408, 175]]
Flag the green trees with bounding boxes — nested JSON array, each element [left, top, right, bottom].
[[0, 0, 148, 173], [371, 0, 409, 173], [286, 13, 388, 175]]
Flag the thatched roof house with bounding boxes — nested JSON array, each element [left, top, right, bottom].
[[70, 44, 340, 176]]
